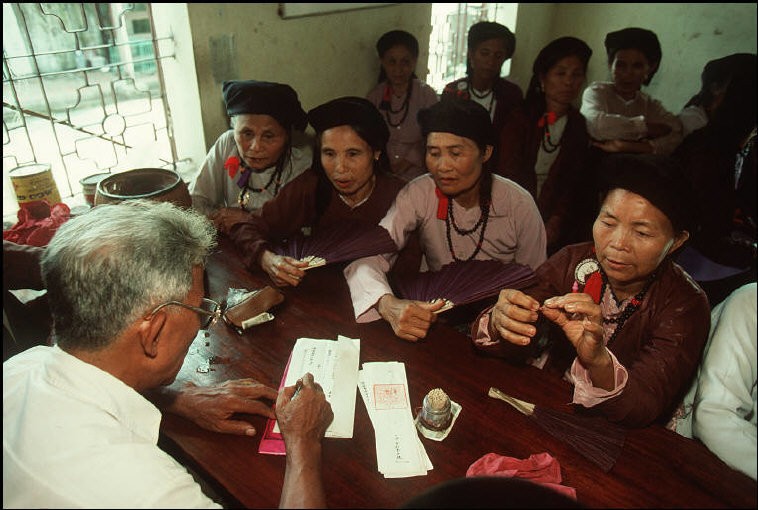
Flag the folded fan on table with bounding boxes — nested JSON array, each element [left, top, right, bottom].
[[273, 222, 398, 269], [488, 387, 626, 472], [392, 259, 536, 312]]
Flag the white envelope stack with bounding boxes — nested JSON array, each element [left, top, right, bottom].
[[358, 361, 432, 478]]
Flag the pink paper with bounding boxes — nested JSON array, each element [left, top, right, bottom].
[[257, 353, 293, 455], [467, 452, 577, 500]]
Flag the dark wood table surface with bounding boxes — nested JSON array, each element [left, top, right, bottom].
[[159, 237, 757, 509]]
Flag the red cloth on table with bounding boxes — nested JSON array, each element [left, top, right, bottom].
[[466, 452, 577, 500], [3, 200, 71, 247]]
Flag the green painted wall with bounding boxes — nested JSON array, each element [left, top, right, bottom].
[[514, 3, 757, 113]]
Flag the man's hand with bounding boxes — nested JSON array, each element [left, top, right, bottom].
[[276, 373, 333, 508], [275, 372, 334, 447], [153, 379, 278, 436], [377, 294, 445, 342], [260, 250, 308, 287]]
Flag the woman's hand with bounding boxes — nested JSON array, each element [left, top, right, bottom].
[[488, 289, 541, 346], [377, 294, 445, 342], [260, 250, 308, 287], [592, 139, 654, 154], [210, 207, 251, 235], [541, 293, 612, 386], [645, 121, 672, 139]]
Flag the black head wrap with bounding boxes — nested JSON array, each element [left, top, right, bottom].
[[376, 30, 420, 83], [533, 36, 592, 76], [222, 80, 307, 131], [308, 96, 389, 149], [466, 22, 516, 76], [377, 30, 419, 58], [468, 21, 515, 58], [598, 154, 693, 233], [526, 37, 592, 112], [604, 27, 662, 85], [418, 96, 494, 147]]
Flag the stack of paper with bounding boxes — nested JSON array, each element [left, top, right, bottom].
[[259, 335, 360, 455], [358, 361, 432, 478]]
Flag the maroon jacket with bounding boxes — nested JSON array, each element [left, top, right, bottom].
[[496, 107, 594, 254], [229, 169, 406, 272], [471, 242, 710, 427], [442, 77, 523, 138]]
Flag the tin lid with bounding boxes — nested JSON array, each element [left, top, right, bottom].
[[79, 173, 111, 186], [9, 163, 51, 178]]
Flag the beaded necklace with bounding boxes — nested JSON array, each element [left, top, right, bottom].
[[237, 163, 283, 209], [467, 81, 495, 114], [444, 196, 491, 262], [382, 82, 412, 128], [599, 266, 657, 344], [539, 112, 561, 153]]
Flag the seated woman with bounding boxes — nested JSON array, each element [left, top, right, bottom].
[[581, 28, 682, 156], [497, 36, 594, 255], [679, 53, 756, 137], [441, 21, 523, 158], [345, 97, 546, 342], [472, 154, 710, 428], [228, 96, 407, 287], [189, 80, 311, 234], [674, 54, 756, 306], [669, 282, 756, 481], [367, 30, 439, 182]]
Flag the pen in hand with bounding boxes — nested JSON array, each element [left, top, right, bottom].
[[291, 378, 304, 400]]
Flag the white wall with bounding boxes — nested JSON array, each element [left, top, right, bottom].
[[152, 3, 206, 182]]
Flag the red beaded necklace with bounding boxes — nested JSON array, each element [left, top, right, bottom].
[[599, 266, 657, 345]]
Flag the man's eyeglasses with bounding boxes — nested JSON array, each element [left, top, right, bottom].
[[147, 297, 222, 330]]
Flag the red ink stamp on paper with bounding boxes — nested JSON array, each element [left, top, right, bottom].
[[373, 384, 407, 410]]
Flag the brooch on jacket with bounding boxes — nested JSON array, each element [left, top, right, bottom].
[[572, 257, 603, 304]]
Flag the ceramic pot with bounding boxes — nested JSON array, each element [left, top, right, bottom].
[[94, 168, 191, 208]]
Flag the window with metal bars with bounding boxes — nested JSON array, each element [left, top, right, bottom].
[[426, 3, 518, 94], [2, 2, 176, 223]]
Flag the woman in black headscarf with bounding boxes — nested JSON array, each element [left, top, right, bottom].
[[345, 97, 546, 342], [441, 21, 523, 158], [189, 80, 311, 234], [366, 30, 439, 182], [229, 97, 407, 287], [580, 27, 683, 156], [674, 53, 757, 305], [497, 36, 594, 255], [473, 153, 709, 428]]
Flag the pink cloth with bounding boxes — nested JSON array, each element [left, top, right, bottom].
[[3, 200, 70, 247], [466, 452, 577, 500]]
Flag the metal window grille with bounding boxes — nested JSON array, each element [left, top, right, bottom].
[[426, 3, 515, 94], [2, 2, 176, 221]]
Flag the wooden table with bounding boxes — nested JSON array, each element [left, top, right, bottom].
[[160, 237, 757, 508]]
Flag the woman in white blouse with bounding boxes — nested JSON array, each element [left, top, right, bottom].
[[580, 27, 682, 156], [344, 97, 546, 342]]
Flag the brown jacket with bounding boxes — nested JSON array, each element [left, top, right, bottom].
[[471, 242, 710, 427]]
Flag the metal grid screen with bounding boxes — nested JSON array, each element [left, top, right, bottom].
[[2, 2, 176, 219]]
